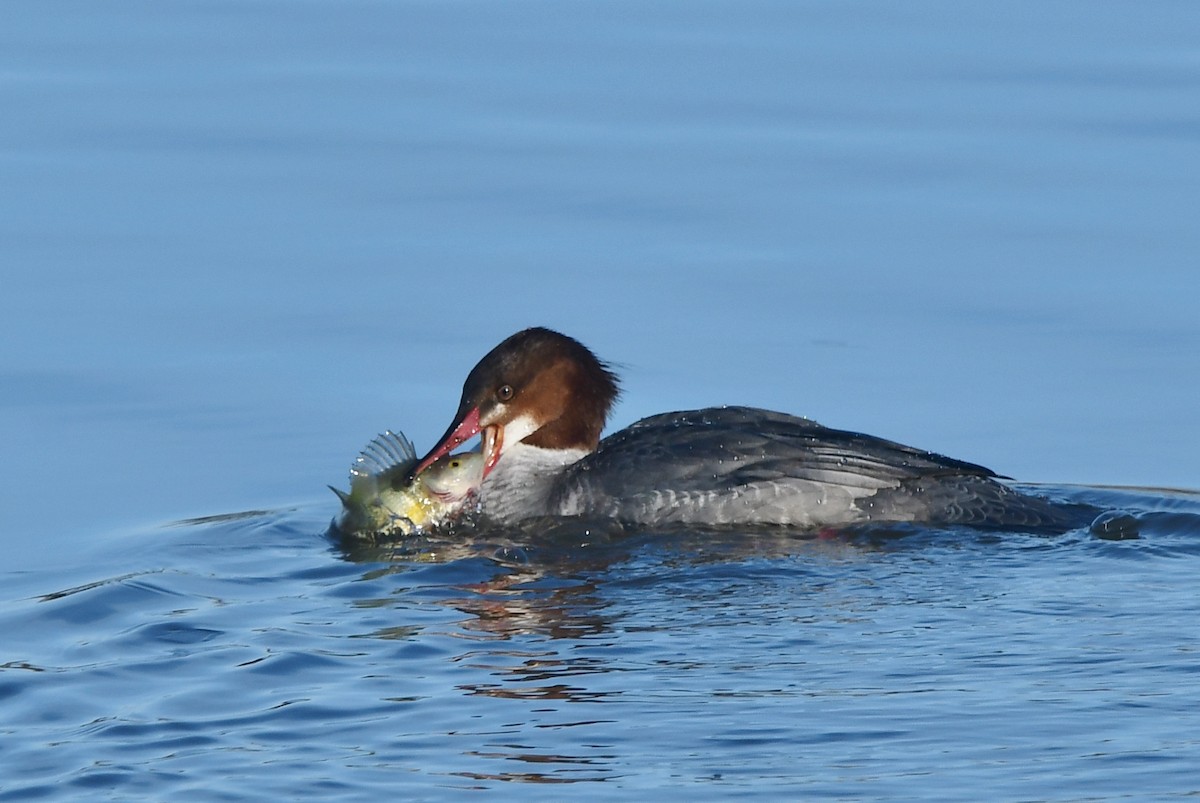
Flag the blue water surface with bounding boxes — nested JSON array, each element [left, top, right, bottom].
[[2, 1, 1199, 799]]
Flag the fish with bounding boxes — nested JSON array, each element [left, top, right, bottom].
[[329, 430, 483, 538]]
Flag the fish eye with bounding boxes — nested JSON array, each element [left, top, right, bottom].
[[496, 384, 514, 401], [448, 459, 460, 469]]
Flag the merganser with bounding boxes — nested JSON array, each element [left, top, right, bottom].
[[413, 327, 1080, 532]]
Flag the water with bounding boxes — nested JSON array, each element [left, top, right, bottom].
[[2, 1, 1199, 799], [5, 488, 1200, 799]]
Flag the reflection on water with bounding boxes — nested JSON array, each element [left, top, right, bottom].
[[2, 484, 1200, 798]]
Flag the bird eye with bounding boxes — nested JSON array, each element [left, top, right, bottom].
[[496, 384, 514, 401]]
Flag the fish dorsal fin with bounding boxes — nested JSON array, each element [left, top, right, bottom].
[[349, 430, 417, 481]]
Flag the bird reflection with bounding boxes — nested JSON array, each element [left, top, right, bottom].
[[328, 515, 1073, 786], [333, 514, 895, 645]]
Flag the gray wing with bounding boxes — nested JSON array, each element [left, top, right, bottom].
[[549, 407, 1072, 530], [561, 406, 999, 492]]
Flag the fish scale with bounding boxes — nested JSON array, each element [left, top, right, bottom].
[[331, 430, 484, 539]]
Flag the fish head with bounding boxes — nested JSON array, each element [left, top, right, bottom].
[[419, 450, 485, 504]]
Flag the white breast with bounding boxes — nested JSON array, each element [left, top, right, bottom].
[[478, 441, 589, 523]]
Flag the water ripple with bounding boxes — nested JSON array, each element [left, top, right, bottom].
[[1, 484, 1199, 799]]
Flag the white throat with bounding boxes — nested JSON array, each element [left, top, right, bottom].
[[479, 440, 589, 523]]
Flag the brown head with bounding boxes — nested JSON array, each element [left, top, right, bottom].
[[413, 327, 620, 478]]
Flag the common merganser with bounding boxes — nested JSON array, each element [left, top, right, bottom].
[[413, 327, 1079, 532]]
